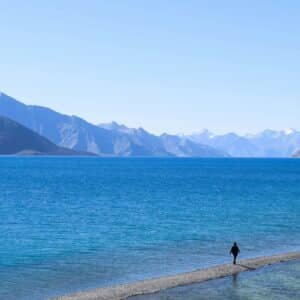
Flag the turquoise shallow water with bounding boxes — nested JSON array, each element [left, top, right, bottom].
[[0, 158, 299, 299], [130, 260, 300, 300]]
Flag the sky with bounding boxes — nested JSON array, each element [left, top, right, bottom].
[[0, 0, 299, 135]]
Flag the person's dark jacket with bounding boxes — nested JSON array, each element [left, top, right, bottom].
[[230, 245, 240, 257]]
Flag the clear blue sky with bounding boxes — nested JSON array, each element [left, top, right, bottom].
[[0, 0, 299, 134]]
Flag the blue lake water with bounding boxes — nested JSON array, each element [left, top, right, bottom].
[[0, 158, 299, 299]]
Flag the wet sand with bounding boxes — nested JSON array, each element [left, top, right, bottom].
[[54, 251, 300, 300]]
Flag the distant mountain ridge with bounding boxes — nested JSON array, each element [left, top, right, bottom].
[[0, 92, 226, 157], [185, 128, 300, 157], [293, 150, 300, 158], [97, 122, 227, 157], [0, 116, 92, 156]]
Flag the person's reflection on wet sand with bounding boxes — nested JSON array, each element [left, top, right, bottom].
[[232, 273, 238, 288]]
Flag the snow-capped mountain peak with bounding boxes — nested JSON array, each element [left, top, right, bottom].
[[283, 128, 296, 135]]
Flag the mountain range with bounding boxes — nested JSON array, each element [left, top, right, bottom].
[[0, 92, 226, 157], [185, 128, 300, 157], [0, 91, 299, 157]]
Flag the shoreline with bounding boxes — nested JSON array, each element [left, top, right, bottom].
[[54, 251, 300, 300]]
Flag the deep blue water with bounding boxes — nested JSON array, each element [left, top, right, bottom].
[[0, 158, 299, 299]]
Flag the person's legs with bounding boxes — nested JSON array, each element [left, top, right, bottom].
[[233, 255, 237, 264]]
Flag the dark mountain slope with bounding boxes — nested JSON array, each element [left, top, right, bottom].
[[0, 116, 92, 155]]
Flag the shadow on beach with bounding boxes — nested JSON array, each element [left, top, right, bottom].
[[236, 263, 256, 271]]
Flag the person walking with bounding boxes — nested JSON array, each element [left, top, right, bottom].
[[230, 242, 240, 265]]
